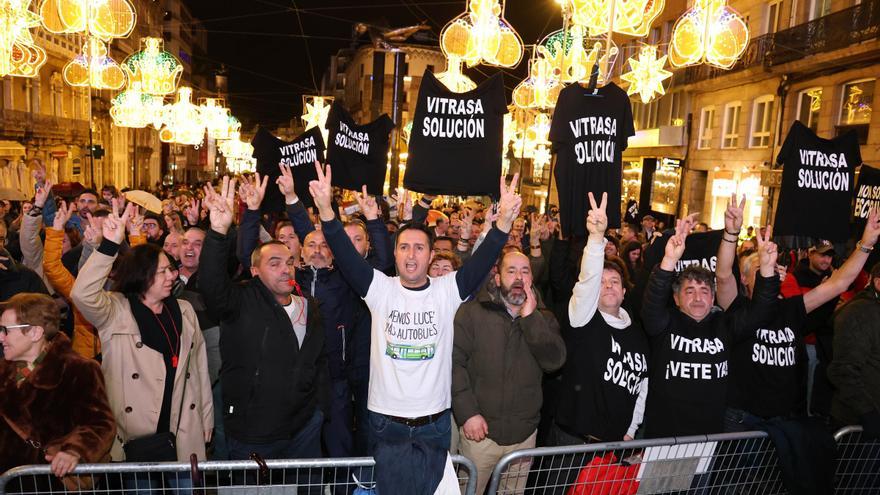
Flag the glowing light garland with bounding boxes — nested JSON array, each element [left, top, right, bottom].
[[668, 0, 750, 69], [159, 87, 206, 147], [122, 37, 183, 96], [513, 55, 561, 110], [1, 0, 47, 78], [199, 97, 240, 141], [218, 131, 256, 174], [564, 0, 663, 37], [435, 55, 477, 93], [63, 37, 125, 89], [440, 0, 523, 68], [537, 26, 618, 84], [109, 81, 163, 128], [39, 0, 136, 39], [621, 44, 672, 104]]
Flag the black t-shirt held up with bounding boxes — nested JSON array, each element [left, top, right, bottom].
[[774, 120, 861, 241], [252, 126, 325, 210], [325, 102, 394, 195], [404, 70, 507, 198], [550, 82, 635, 237]]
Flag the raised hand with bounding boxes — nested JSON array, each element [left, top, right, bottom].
[[240, 172, 269, 211], [496, 173, 522, 233], [83, 221, 101, 245], [277, 163, 297, 202], [52, 200, 74, 231], [308, 161, 335, 221], [206, 176, 237, 234], [724, 193, 746, 234], [102, 201, 133, 245], [756, 224, 778, 276], [586, 192, 608, 238], [184, 198, 200, 226], [34, 180, 52, 208], [128, 207, 144, 237], [660, 217, 691, 270], [398, 187, 413, 221], [355, 185, 379, 220], [520, 284, 538, 317], [860, 207, 880, 248], [460, 208, 475, 239]]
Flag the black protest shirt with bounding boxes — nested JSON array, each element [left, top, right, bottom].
[[643, 230, 736, 278], [853, 164, 880, 227], [550, 82, 635, 237], [555, 312, 649, 441], [404, 70, 506, 198], [325, 102, 394, 195], [774, 120, 861, 241], [252, 126, 325, 210], [727, 295, 808, 419]]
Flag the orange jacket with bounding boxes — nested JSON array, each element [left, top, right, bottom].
[[43, 230, 147, 359]]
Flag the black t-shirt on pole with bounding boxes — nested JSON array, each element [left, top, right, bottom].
[[853, 164, 880, 227], [774, 120, 861, 241], [550, 82, 635, 237], [252, 126, 326, 210], [325, 102, 395, 195], [404, 70, 507, 198]]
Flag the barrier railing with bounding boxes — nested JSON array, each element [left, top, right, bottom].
[[833, 425, 880, 493], [0, 454, 478, 495], [487, 431, 787, 495]]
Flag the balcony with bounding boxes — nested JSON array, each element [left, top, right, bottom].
[[681, 0, 880, 85], [0, 110, 90, 143]]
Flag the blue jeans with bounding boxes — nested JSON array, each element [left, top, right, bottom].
[[123, 472, 192, 495], [366, 409, 451, 455], [324, 379, 354, 457]]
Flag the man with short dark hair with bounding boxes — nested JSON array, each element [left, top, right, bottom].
[[142, 213, 166, 244], [641, 217, 779, 437], [433, 236, 455, 257]]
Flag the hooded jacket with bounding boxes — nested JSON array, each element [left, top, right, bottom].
[[829, 287, 880, 425]]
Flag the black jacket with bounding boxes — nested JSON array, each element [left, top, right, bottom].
[[200, 229, 329, 443]]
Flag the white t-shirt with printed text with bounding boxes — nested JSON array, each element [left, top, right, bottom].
[[365, 270, 465, 417]]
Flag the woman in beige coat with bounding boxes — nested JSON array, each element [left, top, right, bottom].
[[72, 203, 212, 491]]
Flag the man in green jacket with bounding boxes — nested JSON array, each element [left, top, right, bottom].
[[452, 250, 566, 495]]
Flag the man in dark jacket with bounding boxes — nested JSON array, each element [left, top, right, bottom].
[[0, 246, 49, 303], [452, 250, 565, 495], [199, 176, 328, 462]]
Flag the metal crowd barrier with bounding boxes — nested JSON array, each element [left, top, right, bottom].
[[487, 431, 787, 495], [0, 454, 478, 495], [833, 425, 880, 493]]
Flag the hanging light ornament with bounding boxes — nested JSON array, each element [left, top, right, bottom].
[[301, 95, 332, 143], [563, 0, 663, 37], [512, 112, 552, 159], [440, 0, 523, 68], [199, 97, 240, 140], [513, 54, 561, 110], [537, 26, 618, 84], [621, 44, 672, 104], [159, 86, 206, 146], [435, 55, 477, 93], [1, 0, 47, 78], [123, 37, 183, 96], [63, 36, 125, 89], [532, 144, 551, 178], [668, 0, 749, 69], [39, 0, 136, 39], [109, 81, 163, 128], [218, 131, 256, 174]]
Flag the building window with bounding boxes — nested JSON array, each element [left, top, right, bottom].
[[633, 99, 659, 130], [750, 95, 775, 148], [839, 79, 874, 125], [797, 87, 822, 132], [809, 0, 831, 20], [766, 0, 782, 33], [722, 102, 741, 148], [698, 106, 715, 149]]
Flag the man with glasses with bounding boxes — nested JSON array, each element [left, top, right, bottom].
[[142, 213, 166, 245]]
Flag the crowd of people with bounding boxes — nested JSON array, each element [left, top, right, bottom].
[[0, 157, 878, 494]]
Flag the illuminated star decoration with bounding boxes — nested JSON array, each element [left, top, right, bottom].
[[668, 0, 749, 69], [440, 0, 524, 68], [302, 95, 333, 143], [621, 45, 672, 104], [1, 0, 47, 77], [532, 144, 551, 178]]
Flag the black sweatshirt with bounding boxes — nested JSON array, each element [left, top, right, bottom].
[[640, 267, 779, 438]]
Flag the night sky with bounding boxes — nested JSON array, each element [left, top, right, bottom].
[[185, 0, 564, 128]]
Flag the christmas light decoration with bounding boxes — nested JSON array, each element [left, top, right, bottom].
[[537, 27, 618, 84], [218, 131, 256, 174], [40, 0, 136, 39], [564, 0, 663, 37], [435, 55, 477, 93], [621, 44, 672, 104], [63, 37, 125, 89], [512, 112, 552, 159], [533, 143, 551, 178], [301, 95, 332, 144], [513, 55, 561, 110], [123, 37, 183, 96], [109, 81, 163, 128], [668, 0, 749, 69], [159, 87, 206, 146], [1, 0, 47, 78], [440, 0, 523, 68], [198, 97, 240, 141]]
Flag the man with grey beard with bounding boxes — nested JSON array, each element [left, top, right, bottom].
[[451, 251, 566, 495]]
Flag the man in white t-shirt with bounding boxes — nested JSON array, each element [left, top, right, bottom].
[[307, 162, 521, 451]]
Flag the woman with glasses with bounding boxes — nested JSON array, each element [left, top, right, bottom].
[[0, 293, 115, 485], [72, 203, 212, 494]]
